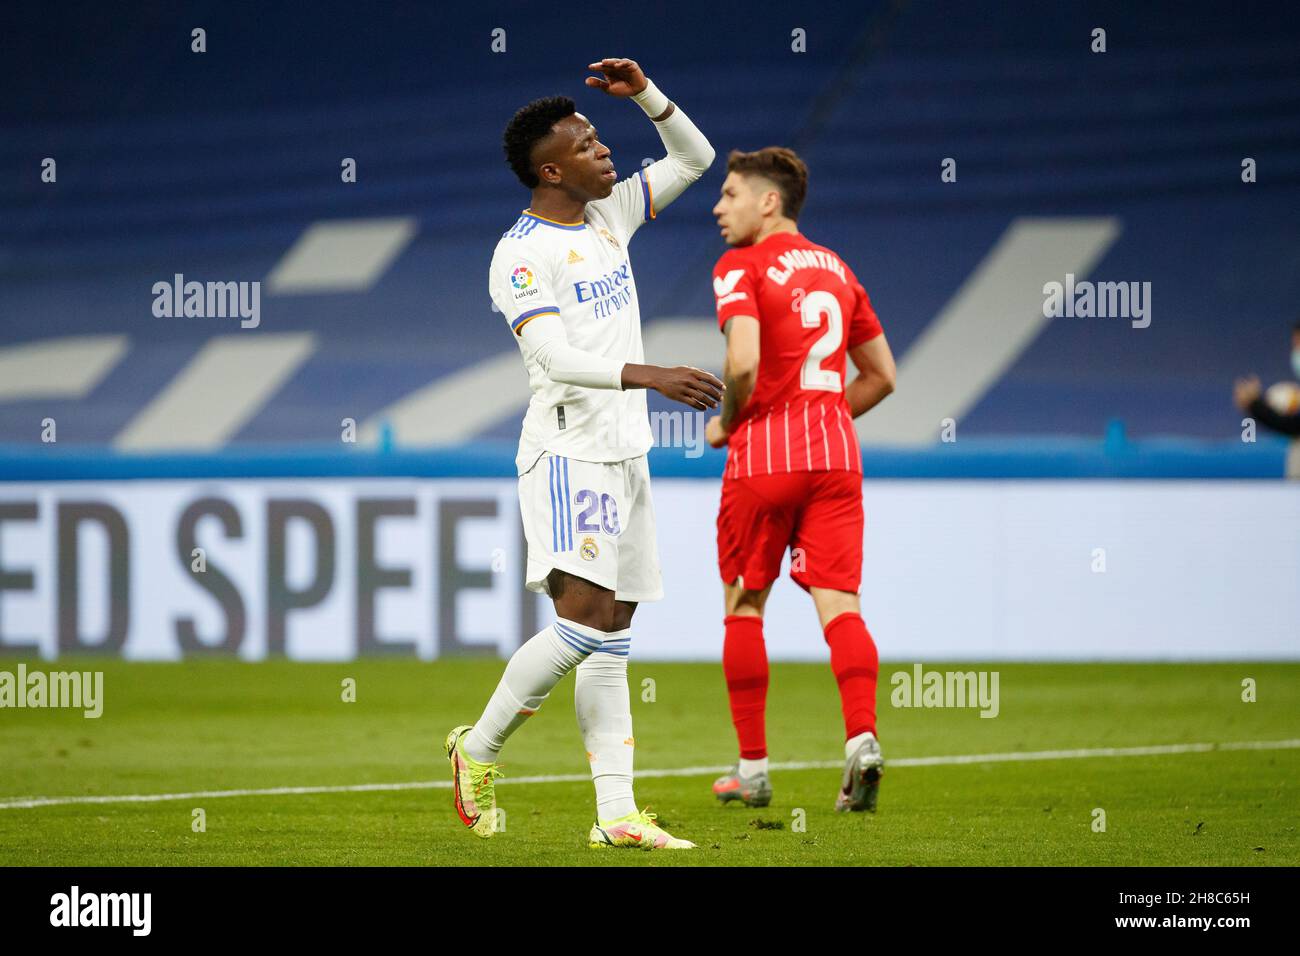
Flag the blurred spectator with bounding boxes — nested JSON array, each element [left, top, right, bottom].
[[1234, 321, 1300, 478]]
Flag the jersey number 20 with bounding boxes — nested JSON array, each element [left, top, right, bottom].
[[799, 290, 843, 392]]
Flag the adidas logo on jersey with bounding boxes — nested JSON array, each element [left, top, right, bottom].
[[567, 249, 584, 264]]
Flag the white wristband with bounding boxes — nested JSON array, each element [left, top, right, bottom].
[[631, 78, 670, 119]]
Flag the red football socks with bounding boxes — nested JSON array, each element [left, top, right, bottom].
[[823, 611, 879, 741], [722, 614, 769, 759]]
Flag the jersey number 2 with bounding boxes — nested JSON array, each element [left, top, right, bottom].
[[799, 290, 843, 392]]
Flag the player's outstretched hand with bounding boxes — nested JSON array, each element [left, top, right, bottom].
[[657, 366, 724, 410], [705, 416, 729, 448], [624, 364, 723, 410], [586, 58, 648, 98]]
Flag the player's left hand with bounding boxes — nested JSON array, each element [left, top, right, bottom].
[[1233, 375, 1261, 412], [705, 416, 729, 448], [586, 58, 648, 97]]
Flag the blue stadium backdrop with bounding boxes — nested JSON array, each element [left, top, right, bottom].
[[1, 1, 1297, 661]]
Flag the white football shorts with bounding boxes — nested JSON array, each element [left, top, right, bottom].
[[518, 452, 663, 602]]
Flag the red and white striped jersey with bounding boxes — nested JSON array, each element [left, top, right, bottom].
[[712, 231, 882, 478]]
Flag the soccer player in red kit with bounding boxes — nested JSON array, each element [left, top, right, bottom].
[[704, 147, 897, 812]]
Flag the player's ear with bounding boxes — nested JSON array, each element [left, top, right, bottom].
[[538, 161, 561, 185]]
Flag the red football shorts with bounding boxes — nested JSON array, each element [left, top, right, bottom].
[[716, 469, 864, 593]]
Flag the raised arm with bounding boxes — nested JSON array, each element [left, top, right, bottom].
[[586, 57, 714, 214]]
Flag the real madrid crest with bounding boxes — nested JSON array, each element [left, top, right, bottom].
[[580, 536, 600, 561], [598, 228, 620, 251]]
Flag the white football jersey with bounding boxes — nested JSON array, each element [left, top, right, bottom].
[[490, 169, 657, 475]]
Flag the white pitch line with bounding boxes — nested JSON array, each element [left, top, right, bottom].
[[2, 738, 1296, 811]]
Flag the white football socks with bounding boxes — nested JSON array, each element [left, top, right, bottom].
[[574, 627, 638, 822], [464, 618, 600, 764], [738, 757, 769, 778], [845, 730, 876, 759]]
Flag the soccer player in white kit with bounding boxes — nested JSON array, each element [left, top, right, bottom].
[[445, 57, 722, 850]]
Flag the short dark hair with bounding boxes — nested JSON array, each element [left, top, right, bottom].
[[503, 96, 576, 189], [726, 146, 809, 220]]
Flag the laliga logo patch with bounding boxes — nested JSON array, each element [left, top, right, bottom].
[[510, 265, 534, 290], [510, 263, 539, 300], [580, 537, 600, 561]]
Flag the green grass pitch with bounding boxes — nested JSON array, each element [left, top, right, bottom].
[[1, 658, 1296, 866]]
